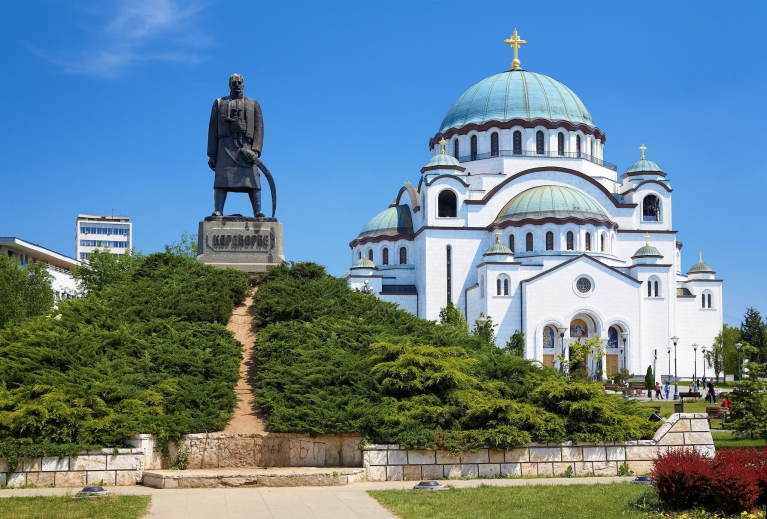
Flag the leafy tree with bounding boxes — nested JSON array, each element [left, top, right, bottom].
[[741, 308, 767, 363], [504, 330, 525, 357], [165, 232, 198, 258], [71, 248, 142, 293], [438, 302, 468, 333], [556, 339, 589, 380], [471, 312, 496, 346], [729, 345, 767, 439], [583, 334, 606, 380], [0, 255, 54, 328], [707, 325, 740, 382]]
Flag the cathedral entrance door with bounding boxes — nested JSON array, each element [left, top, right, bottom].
[[607, 354, 619, 377]]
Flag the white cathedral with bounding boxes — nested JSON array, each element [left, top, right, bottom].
[[346, 31, 722, 380]]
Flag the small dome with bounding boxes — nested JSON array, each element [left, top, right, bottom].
[[351, 257, 376, 269], [357, 205, 413, 239], [495, 185, 611, 225], [421, 153, 465, 173], [625, 158, 663, 175], [632, 245, 663, 259], [484, 233, 513, 256], [440, 70, 595, 133], [688, 260, 715, 274]]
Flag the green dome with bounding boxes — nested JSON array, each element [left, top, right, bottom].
[[421, 152, 465, 173], [625, 158, 663, 175], [484, 241, 513, 256], [358, 205, 413, 239], [351, 257, 376, 269], [632, 245, 663, 259], [688, 260, 715, 274], [495, 185, 611, 224], [440, 70, 595, 133]]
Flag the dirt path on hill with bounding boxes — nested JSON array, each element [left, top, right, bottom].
[[222, 288, 267, 433]]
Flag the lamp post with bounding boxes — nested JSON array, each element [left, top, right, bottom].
[[701, 346, 707, 382], [557, 327, 568, 374], [671, 336, 679, 400], [475, 317, 487, 343], [736, 342, 743, 382], [620, 333, 629, 374], [667, 346, 672, 386], [692, 344, 698, 389]]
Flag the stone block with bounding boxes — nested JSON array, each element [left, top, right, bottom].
[[574, 462, 593, 476], [478, 464, 500, 478], [403, 465, 422, 481], [670, 419, 691, 432], [116, 471, 140, 486], [553, 462, 574, 476], [161, 477, 179, 489], [0, 474, 6, 487], [652, 420, 675, 441], [459, 464, 479, 477], [421, 464, 443, 480], [529, 447, 561, 462], [461, 449, 489, 464], [561, 447, 583, 461], [142, 475, 163, 489], [107, 454, 141, 471], [365, 450, 388, 466], [626, 461, 654, 475], [219, 439, 257, 468], [408, 450, 435, 465], [583, 447, 607, 462], [657, 433, 685, 446], [606, 446, 626, 461], [536, 463, 554, 476], [323, 436, 342, 466], [436, 450, 460, 464], [7, 472, 26, 487], [367, 466, 386, 481], [55, 471, 87, 487], [444, 465, 463, 478], [592, 461, 618, 476], [197, 219, 285, 273], [694, 445, 716, 458], [179, 477, 218, 488], [500, 463, 521, 477], [521, 463, 537, 476], [342, 436, 362, 467], [488, 450, 505, 463], [41, 457, 69, 472], [26, 472, 55, 487], [23, 457, 42, 472], [288, 438, 326, 467], [387, 450, 407, 465], [70, 456, 106, 471], [690, 419, 710, 432], [0, 459, 7, 472], [505, 448, 529, 463], [626, 446, 662, 461], [386, 465, 403, 481], [684, 432, 713, 445], [87, 471, 116, 485]]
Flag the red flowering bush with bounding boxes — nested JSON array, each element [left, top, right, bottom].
[[709, 448, 761, 513], [651, 448, 713, 509]]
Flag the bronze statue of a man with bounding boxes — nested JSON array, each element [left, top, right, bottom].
[[207, 73, 264, 217]]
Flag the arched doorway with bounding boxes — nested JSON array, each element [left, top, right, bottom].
[[569, 314, 602, 379]]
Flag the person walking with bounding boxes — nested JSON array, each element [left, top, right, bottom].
[[707, 379, 716, 404], [665, 381, 670, 400], [654, 381, 662, 400]]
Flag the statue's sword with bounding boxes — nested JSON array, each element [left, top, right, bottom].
[[254, 158, 277, 219]]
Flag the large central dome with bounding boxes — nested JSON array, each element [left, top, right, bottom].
[[440, 70, 594, 133], [495, 185, 611, 225]]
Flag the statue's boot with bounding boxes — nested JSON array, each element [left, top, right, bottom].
[[249, 189, 264, 218], [214, 189, 227, 216]]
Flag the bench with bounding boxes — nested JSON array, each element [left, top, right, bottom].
[[604, 384, 622, 391], [632, 384, 646, 391], [706, 406, 720, 419], [679, 391, 701, 400]]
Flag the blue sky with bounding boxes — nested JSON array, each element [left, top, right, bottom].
[[0, 1, 764, 327]]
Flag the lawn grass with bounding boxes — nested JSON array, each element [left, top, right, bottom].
[[712, 431, 767, 449], [0, 495, 151, 519], [369, 482, 651, 519]]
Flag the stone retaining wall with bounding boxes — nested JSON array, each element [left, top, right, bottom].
[[363, 413, 714, 481]]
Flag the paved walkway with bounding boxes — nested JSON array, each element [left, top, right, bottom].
[[0, 477, 635, 518]]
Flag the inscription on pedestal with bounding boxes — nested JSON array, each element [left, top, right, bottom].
[[197, 218, 284, 273]]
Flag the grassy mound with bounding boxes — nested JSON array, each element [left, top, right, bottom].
[[0, 253, 249, 450], [253, 262, 656, 452]]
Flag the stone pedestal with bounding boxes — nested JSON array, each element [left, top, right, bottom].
[[197, 216, 284, 273]]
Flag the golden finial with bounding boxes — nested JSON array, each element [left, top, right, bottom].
[[404, 179, 411, 187], [639, 143, 647, 160], [439, 137, 447, 155], [503, 28, 527, 70], [495, 230, 502, 243], [645, 232, 650, 246]]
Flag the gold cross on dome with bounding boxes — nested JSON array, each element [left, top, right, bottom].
[[439, 137, 447, 154], [404, 179, 411, 186], [700, 251, 703, 263], [640, 143, 647, 160], [503, 28, 527, 70], [645, 232, 650, 246], [495, 230, 502, 243]]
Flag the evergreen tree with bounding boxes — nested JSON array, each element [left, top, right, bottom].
[[504, 330, 525, 357], [471, 312, 496, 346], [72, 248, 141, 293], [645, 365, 654, 398], [741, 308, 767, 363], [729, 345, 767, 439], [0, 255, 54, 328], [438, 302, 468, 332]]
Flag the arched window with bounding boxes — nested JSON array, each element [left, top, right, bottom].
[[557, 133, 564, 156], [600, 234, 605, 252], [643, 195, 660, 222], [480, 275, 484, 297], [654, 280, 659, 297], [399, 246, 407, 265], [438, 190, 457, 217], [566, 231, 574, 250], [576, 135, 581, 156], [585, 233, 591, 251], [536, 131, 545, 155], [470, 135, 478, 160], [708, 293, 712, 308], [513, 131, 522, 155], [504, 278, 509, 296], [446, 245, 452, 303], [526, 232, 533, 251], [647, 277, 661, 297], [647, 280, 652, 297], [368, 249, 373, 262], [546, 231, 554, 250], [382, 248, 389, 265], [509, 234, 515, 253], [453, 139, 459, 159], [490, 132, 499, 157], [543, 326, 555, 349], [357, 251, 362, 260], [608, 327, 618, 348], [497, 278, 502, 296], [702, 294, 705, 308]]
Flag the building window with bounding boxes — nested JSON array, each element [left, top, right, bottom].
[[608, 326, 618, 348], [446, 245, 452, 303], [558, 132, 564, 156], [438, 190, 457, 217], [513, 130, 522, 155], [382, 248, 389, 265], [546, 231, 554, 250], [453, 139, 459, 158], [708, 293, 712, 308], [648, 280, 652, 297], [654, 281, 659, 297], [470, 135, 478, 160], [585, 233, 591, 251], [504, 278, 509, 296], [491, 132, 499, 157], [480, 275, 484, 298], [357, 251, 361, 260], [643, 195, 660, 222], [543, 326, 555, 349], [600, 234, 605, 252], [497, 278, 502, 296], [566, 231, 574, 250], [526, 232, 533, 251], [509, 234, 515, 253], [368, 249, 373, 262], [536, 131, 545, 155], [576, 277, 592, 293], [399, 246, 407, 265], [576, 135, 581, 155]]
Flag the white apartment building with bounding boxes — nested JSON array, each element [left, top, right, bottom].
[[75, 214, 132, 260], [0, 237, 79, 300]]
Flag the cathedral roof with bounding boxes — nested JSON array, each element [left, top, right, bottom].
[[357, 205, 414, 240], [439, 70, 595, 134], [625, 158, 664, 175], [632, 245, 663, 259], [420, 152, 465, 173], [494, 185, 611, 225], [688, 258, 715, 274], [351, 257, 376, 269], [484, 232, 513, 256]]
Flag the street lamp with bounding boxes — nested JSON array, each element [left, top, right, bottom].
[[736, 342, 743, 382], [557, 327, 568, 374], [475, 317, 487, 342], [671, 336, 679, 400], [692, 344, 698, 388], [620, 332, 629, 374], [701, 346, 707, 382], [667, 346, 672, 386]]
